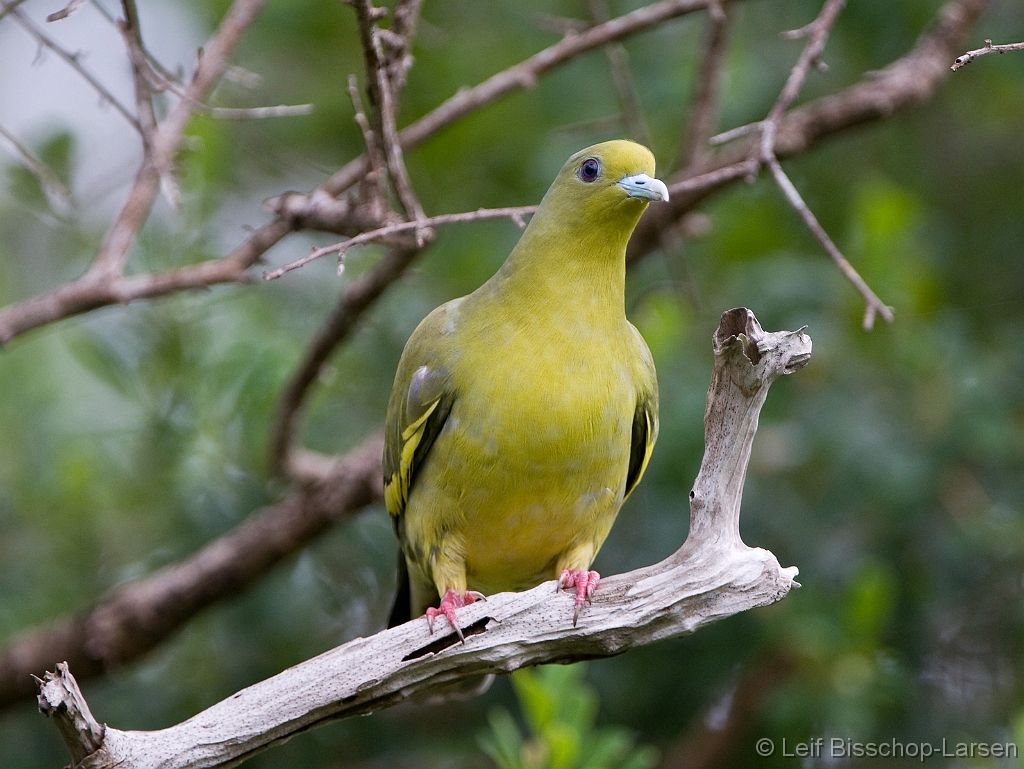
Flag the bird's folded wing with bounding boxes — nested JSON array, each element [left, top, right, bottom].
[[624, 393, 658, 500], [384, 361, 456, 525]]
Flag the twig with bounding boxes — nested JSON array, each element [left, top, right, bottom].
[[627, 0, 989, 264], [347, 74, 391, 226], [709, 120, 762, 146], [586, 0, 652, 147], [665, 159, 758, 199], [352, 0, 430, 242], [46, 0, 87, 22], [3, 3, 142, 133], [951, 38, 1024, 69], [758, 0, 847, 160], [202, 103, 314, 118], [0, 0, 30, 23], [766, 156, 892, 329], [41, 309, 807, 769], [0, 122, 72, 200], [0, 434, 384, 711], [677, 0, 732, 169], [262, 205, 537, 281], [752, 0, 893, 329], [383, 0, 426, 101], [0, 0, 986, 346], [118, 0, 180, 209]]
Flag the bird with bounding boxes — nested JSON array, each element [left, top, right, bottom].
[[384, 139, 666, 639]]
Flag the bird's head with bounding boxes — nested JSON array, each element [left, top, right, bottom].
[[541, 140, 669, 237]]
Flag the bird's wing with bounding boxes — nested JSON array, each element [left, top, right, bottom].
[[383, 358, 456, 529], [383, 305, 460, 628], [624, 392, 658, 500], [624, 324, 659, 500]]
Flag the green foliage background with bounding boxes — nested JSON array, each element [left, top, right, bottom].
[[2, 0, 1024, 766]]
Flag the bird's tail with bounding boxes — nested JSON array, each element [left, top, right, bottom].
[[387, 551, 412, 628]]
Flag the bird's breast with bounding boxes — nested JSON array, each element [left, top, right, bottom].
[[423, 321, 636, 591]]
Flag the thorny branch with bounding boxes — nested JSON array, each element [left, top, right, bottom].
[[952, 38, 1024, 70]]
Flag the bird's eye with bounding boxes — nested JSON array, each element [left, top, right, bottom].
[[578, 157, 601, 182]]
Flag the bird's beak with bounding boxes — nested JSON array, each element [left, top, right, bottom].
[[617, 173, 669, 202]]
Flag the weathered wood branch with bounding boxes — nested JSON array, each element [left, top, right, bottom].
[[40, 308, 809, 769]]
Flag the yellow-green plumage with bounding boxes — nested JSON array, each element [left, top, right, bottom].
[[385, 140, 663, 628]]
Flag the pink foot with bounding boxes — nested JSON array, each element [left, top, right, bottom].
[[557, 569, 600, 626], [425, 589, 486, 642]]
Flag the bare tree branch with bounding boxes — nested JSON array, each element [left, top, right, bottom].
[[0, 0, 271, 344], [628, 0, 989, 262], [41, 309, 808, 769], [0, 433, 384, 712], [2, 2, 141, 132], [676, 0, 732, 170], [0, 0, 30, 23], [0, 0, 985, 348], [0, 0, 742, 346], [586, 0, 652, 146], [262, 205, 536, 281], [952, 38, 1024, 70], [118, 0, 180, 209], [351, 0, 430, 243], [740, 0, 894, 329], [46, 0, 87, 22]]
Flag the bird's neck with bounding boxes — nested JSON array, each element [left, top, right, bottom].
[[484, 206, 634, 331]]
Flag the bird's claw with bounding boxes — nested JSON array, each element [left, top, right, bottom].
[[425, 589, 485, 643], [557, 569, 600, 626]]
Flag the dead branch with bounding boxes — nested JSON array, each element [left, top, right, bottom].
[[952, 38, 1024, 70], [0, 0, 29, 23], [351, 0, 428, 236], [41, 308, 808, 769], [46, 0, 86, 22], [0, 434, 383, 712]]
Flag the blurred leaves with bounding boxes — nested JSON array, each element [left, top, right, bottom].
[[479, 664, 659, 769]]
